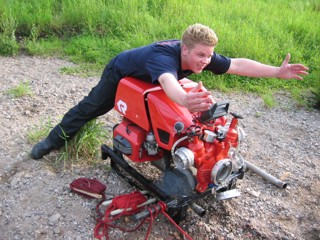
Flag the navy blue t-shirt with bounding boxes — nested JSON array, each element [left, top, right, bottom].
[[107, 40, 231, 84]]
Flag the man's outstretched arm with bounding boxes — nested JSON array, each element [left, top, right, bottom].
[[227, 53, 309, 80]]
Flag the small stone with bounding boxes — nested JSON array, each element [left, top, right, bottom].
[[172, 231, 180, 239], [48, 213, 61, 226], [205, 224, 211, 233], [10, 172, 25, 187], [248, 190, 260, 198], [123, 216, 130, 223], [24, 173, 32, 179], [53, 227, 60, 234], [280, 172, 290, 181]]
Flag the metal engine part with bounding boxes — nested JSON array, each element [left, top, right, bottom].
[[144, 132, 158, 155], [211, 159, 233, 185], [173, 147, 194, 169]]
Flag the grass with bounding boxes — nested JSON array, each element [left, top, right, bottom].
[[262, 94, 276, 108], [27, 117, 53, 143], [6, 81, 33, 98], [27, 117, 109, 167], [57, 119, 109, 166], [2, 0, 320, 163]]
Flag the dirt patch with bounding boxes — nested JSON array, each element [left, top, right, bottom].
[[0, 55, 319, 240]]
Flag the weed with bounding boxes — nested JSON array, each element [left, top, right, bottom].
[[254, 111, 262, 118], [0, 35, 19, 56], [28, 116, 109, 168], [0, 11, 19, 55], [262, 94, 276, 108], [6, 81, 33, 98], [59, 63, 101, 77], [27, 117, 53, 143], [56, 119, 109, 167]]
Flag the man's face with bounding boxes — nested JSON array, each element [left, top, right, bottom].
[[181, 43, 214, 73]]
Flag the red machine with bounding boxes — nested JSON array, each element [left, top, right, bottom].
[[101, 77, 247, 222]]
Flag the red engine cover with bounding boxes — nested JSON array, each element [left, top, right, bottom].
[[114, 77, 202, 150], [114, 77, 156, 132]]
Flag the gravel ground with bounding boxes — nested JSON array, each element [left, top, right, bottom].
[[0, 55, 319, 240]]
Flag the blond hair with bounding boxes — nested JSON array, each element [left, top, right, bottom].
[[181, 23, 218, 49]]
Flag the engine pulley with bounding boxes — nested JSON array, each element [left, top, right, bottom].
[[211, 159, 233, 185], [173, 147, 194, 169]]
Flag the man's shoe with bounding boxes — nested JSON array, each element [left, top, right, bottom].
[[31, 138, 55, 160]]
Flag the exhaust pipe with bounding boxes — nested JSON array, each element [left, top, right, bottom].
[[244, 160, 287, 189], [189, 203, 206, 217]]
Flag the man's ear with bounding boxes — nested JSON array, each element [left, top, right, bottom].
[[181, 44, 189, 56]]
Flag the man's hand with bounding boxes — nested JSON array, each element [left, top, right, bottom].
[[184, 81, 214, 112], [158, 73, 214, 112], [277, 53, 309, 80]]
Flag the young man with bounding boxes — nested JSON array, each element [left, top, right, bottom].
[[31, 23, 309, 159]]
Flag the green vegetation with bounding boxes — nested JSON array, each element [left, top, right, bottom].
[[27, 117, 54, 143], [27, 118, 108, 166], [1, 0, 319, 106], [56, 119, 108, 168], [262, 94, 276, 108], [6, 81, 33, 98]]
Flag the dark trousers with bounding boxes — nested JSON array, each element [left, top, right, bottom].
[[47, 64, 120, 148]]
